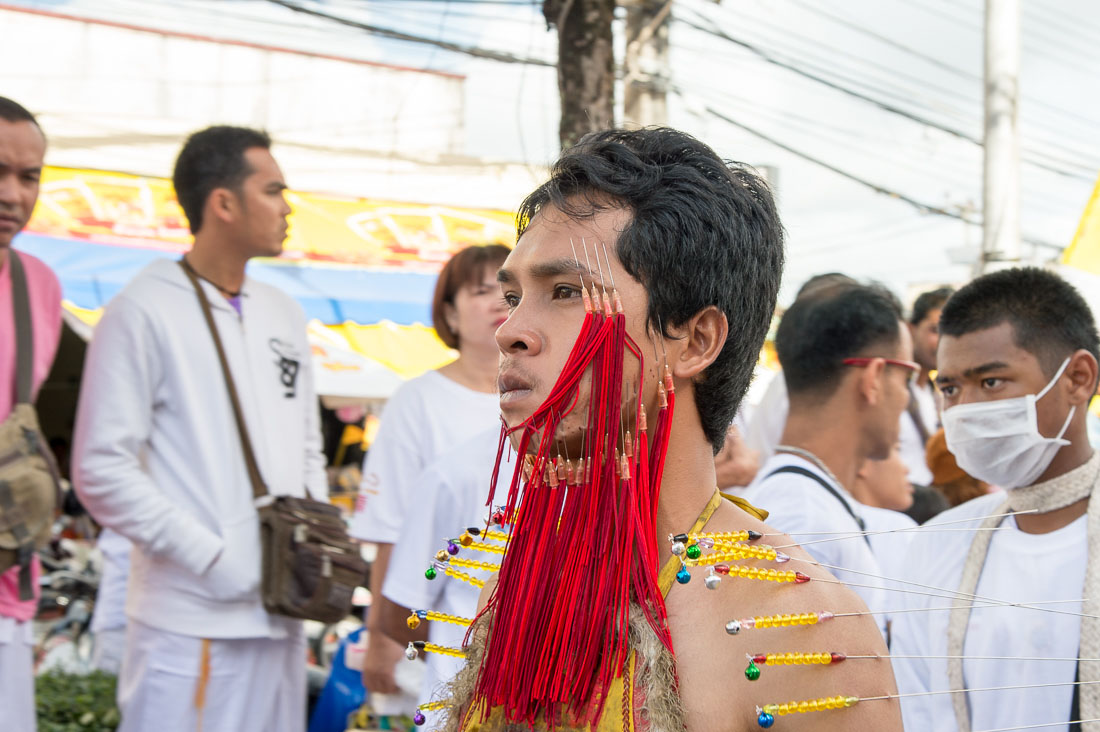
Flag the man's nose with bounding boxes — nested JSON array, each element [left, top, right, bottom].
[[0, 173, 18, 208], [495, 311, 540, 357]]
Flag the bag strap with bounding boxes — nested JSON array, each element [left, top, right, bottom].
[[764, 465, 870, 546], [179, 259, 268, 502], [9, 251, 33, 405]]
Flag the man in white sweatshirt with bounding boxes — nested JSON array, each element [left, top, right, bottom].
[[73, 126, 327, 732]]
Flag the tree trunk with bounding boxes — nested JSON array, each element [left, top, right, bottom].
[[544, 0, 615, 150]]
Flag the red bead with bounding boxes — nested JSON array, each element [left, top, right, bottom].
[[794, 572, 811, 583], [752, 654, 767, 664], [715, 565, 730, 575], [830, 653, 846, 664]]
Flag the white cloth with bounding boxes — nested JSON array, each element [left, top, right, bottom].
[[90, 528, 131, 633], [898, 381, 939, 487], [118, 617, 306, 732], [349, 370, 499, 544], [73, 258, 327, 640], [0, 618, 34, 732], [891, 493, 1087, 732], [383, 426, 515, 708], [743, 372, 938, 485], [742, 453, 886, 630], [743, 371, 787, 462], [860, 504, 917, 638]]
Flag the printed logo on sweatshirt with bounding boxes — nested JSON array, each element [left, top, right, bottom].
[[269, 339, 300, 398]]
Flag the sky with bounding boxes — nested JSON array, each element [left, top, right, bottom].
[[8, 0, 1100, 306]]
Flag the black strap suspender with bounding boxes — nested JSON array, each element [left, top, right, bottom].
[[763, 465, 870, 546]]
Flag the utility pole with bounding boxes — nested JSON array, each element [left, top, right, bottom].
[[623, 0, 671, 127], [980, 0, 1021, 272], [543, 0, 616, 149]]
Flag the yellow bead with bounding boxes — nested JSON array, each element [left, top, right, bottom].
[[778, 704, 789, 716], [809, 700, 819, 712], [764, 705, 779, 715], [797, 702, 809, 713], [845, 697, 859, 708], [767, 569, 778, 580], [793, 652, 804, 665]]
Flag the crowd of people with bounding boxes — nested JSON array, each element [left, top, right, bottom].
[[2, 92, 1098, 732]]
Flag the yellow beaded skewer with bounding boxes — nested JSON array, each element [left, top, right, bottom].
[[445, 557, 501, 573], [424, 563, 486, 588], [406, 610, 473, 630], [754, 696, 859, 727], [404, 640, 466, 660]]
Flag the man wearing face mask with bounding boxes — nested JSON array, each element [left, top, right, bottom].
[[891, 267, 1100, 732]]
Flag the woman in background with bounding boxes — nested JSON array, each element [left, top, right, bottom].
[[348, 244, 510, 710]]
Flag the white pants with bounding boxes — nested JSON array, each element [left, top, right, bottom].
[[118, 619, 306, 732], [0, 618, 35, 732]]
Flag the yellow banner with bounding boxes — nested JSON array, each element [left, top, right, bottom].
[[1063, 172, 1100, 275], [29, 166, 516, 270]]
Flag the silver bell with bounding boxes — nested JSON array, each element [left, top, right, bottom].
[[671, 541, 686, 557], [405, 643, 419, 660], [725, 619, 741, 635], [704, 574, 721, 590]]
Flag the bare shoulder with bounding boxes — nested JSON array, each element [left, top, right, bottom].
[[665, 503, 902, 732]]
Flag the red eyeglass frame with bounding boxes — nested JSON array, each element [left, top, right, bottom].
[[841, 357, 921, 384]]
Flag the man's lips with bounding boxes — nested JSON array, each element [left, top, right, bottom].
[[0, 214, 21, 231], [498, 371, 534, 404]]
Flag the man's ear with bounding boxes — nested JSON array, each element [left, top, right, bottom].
[[670, 306, 728, 380], [1065, 349, 1099, 407], [856, 357, 887, 406], [205, 188, 239, 226]]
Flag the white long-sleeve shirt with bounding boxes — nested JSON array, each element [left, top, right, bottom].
[[73, 259, 327, 639]]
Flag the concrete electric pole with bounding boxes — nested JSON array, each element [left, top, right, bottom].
[[623, 0, 671, 127], [980, 0, 1022, 272]]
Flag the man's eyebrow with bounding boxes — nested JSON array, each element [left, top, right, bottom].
[[528, 257, 600, 281], [936, 360, 1011, 384]]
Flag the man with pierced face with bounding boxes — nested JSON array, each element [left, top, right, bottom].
[[431, 128, 902, 732]]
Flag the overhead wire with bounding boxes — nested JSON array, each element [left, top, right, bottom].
[[669, 84, 1061, 251], [672, 8, 1096, 182]]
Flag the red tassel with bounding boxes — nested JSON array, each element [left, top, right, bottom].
[[471, 303, 676, 726]]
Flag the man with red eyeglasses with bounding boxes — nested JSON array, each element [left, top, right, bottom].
[[743, 283, 916, 634]]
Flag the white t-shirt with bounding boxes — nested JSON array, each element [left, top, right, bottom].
[[350, 370, 500, 544], [891, 492, 1087, 732], [383, 427, 516, 707], [744, 373, 937, 485], [898, 381, 938, 487], [743, 453, 886, 631], [860, 504, 917, 638]]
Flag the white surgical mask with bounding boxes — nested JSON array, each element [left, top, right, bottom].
[[942, 357, 1076, 489]]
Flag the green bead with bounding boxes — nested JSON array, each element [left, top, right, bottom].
[[686, 544, 702, 560], [425, 567, 437, 580], [745, 662, 761, 681]]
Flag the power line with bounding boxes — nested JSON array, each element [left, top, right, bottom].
[[673, 10, 1094, 182], [264, 0, 554, 66], [671, 85, 1060, 251]]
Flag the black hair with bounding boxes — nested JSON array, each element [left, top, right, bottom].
[[172, 125, 271, 234], [517, 128, 784, 453], [777, 283, 904, 398], [0, 96, 44, 141], [939, 267, 1099, 377], [796, 272, 855, 301], [910, 286, 955, 326]]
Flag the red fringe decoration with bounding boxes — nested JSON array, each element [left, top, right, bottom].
[[470, 288, 677, 728]]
